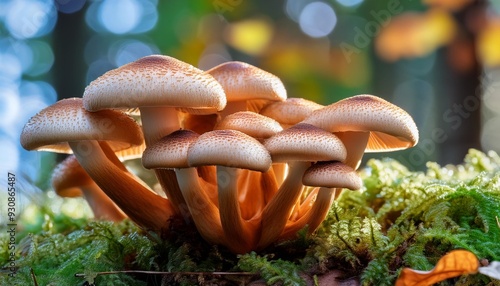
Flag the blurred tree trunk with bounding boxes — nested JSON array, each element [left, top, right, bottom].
[[52, 6, 89, 100], [437, 1, 484, 164]]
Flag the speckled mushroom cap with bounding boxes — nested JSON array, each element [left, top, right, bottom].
[[302, 94, 419, 152], [259, 97, 323, 128], [142, 130, 199, 169], [302, 161, 362, 190], [206, 61, 286, 112], [214, 111, 283, 139], [264, 123, 347, 162], [52, 155, 91, 197], [188, 129, 272, 172], [20, 98, 144, 153], [83, 55, 227, 114]]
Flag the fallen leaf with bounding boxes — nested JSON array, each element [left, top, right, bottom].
[[478, 261, 500, 280], [395, 250, 479, 286]]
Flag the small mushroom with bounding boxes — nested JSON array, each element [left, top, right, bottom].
[[214, 111, 283, 142], [188, 129, 272, 253], [52, 155, 126, 221], [214, 111, 283, 219], [259, 97, 324, 184], [302, 94, 419, 170], [20, 98, 174, 232], [258, 123, 346, 249], [280, 161, 362, 240], [260, 97, 324, 129], [142, 130, 223, 244], [207, 61, 286, 116]]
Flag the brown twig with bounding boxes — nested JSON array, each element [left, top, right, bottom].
[[74, 270, 256, 278]]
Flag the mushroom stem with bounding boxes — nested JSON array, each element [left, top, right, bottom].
[[289, 187, 318, 221], [80, 181, 127, 221], [272, 163, 288, 186], [217, 166, 258, 253], [335, 131, 370, 170], [198, 165, 218, 206], [140, 106, 180, 146], [237, 168, 277, 220], [139, 106, 187, 215], [175, 167, 224, 244], [69, 140, 175, 232], [279, 187, 336, 240], [257, 161, 311, 249]]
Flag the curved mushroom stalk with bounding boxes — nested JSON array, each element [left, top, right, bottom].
[[334, 131, 370, 170], [283, 161, 363, 239], [52, 155, 126, 222], [237, 168, 278, 220], [139, 106, 188, 216], [69, 140, 175, 232], [257, 161, 311, 249], [217, 166, 260, 253], [175, 167, 225, 245], [81, 181, 128, 221], [271, 163, 288, 186], [279, 187, 336, 240]]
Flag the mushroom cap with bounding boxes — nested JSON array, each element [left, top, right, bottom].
[[302, 94, 419, 152], [51, 155, 91, 197], [259, 97, 323, 127], [207, 61, 286, 103], [83, 55, 227, 114], [302, 161, 362, 190], [214, 111, 283, 139], [264, 123, 347, 162], [20, 98, 144, 153], [142, 129, 199, 169], [188, 129, 271, 172]]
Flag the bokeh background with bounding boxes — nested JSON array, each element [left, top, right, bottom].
[[1, 0, 499, 192]]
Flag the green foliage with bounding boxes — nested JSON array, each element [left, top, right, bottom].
[[308, 149, 500, 285], [237, 252, 305, 286], [1, 149, 499, 285]]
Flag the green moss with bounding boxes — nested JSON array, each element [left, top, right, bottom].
[[2, 149, 500, 285]]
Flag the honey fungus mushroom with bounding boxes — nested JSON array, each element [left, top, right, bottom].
[[20, 54, 421, 255], [20, 98, 175, 232]]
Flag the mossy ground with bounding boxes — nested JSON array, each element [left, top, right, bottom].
[[2, 149, 500, 285]]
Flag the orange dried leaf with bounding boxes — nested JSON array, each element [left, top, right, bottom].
[[395, 250, 479, 286]]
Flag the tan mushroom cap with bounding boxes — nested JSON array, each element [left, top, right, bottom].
[[214, 111, 283, 139], [188, 129, 272, 172], [142, 130, 199, 169], [20, 98, 144, 153], [302, 161, 362, 190], [264, 123, 347, 162], [302, 94, 419, 152], [52, 155, 91, 197], [207, 61, 286, 102], [259, 97, 323, 127], [83, 55, 227, 114]]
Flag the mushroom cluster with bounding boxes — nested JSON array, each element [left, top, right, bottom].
[[20, 55, 419, 254]]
